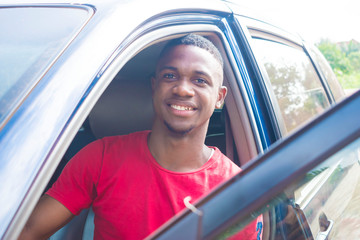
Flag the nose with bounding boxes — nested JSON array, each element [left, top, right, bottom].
[[172, 79, 195, 97]]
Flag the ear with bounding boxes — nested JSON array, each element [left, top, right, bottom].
[[215, 86, 227, 109]]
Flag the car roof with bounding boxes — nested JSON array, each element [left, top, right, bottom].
[[1, 0, 231, 13], [0, 0, 276, 29], [1, 0, 301, 43]]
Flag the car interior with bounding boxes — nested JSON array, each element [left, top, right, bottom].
[[45, 32, 261, 239]]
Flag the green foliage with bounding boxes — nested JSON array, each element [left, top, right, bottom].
[[317, 39, 360, 89], [348, 51, 360, 70], [338, 72, 360, 89]]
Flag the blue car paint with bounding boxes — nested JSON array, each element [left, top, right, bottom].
[[222, 17, 271, 150]]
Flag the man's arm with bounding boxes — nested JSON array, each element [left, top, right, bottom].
[[18, 195, 74, 240]]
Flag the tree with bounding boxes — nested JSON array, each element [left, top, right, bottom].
[[317, 39, 353, 74], [348, 51, 360, 71], [339, 39, 360, 57], [317, 39, 360, 90]]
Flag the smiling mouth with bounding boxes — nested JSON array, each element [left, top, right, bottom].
[[170, 104, 195, 111]]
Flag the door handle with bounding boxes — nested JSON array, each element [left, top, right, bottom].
[[315, 212, 334, 240]]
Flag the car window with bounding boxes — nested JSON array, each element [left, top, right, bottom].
[[251, 38, 331, 135], [0, 6, 91, 127], [46, 28, 258, 238], [215, 137, 360, 239]]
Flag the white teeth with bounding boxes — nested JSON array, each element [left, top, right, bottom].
[[171, 104, 193, 111]]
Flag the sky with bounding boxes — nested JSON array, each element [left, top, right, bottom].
[[240, 0, 360, 44]]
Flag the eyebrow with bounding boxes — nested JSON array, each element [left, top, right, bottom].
[[158, 66, 212, 78], [194, 70, 211, 79], [158, 66, 177, 72]]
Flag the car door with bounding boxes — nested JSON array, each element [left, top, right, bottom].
[[147, 87, 360, 239]]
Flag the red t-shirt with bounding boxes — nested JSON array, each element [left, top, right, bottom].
[[47, 131, 262, 239]]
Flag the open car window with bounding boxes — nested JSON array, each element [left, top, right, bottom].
[[47, 26, 259, 239]]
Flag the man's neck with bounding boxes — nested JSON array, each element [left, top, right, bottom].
[[148, 124, 212, 172]]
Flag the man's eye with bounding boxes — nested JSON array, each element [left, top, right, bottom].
[[163, 73, 176, 79], [194, 78, 207, 84]]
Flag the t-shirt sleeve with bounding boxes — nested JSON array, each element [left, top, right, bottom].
[[46, 139, 104, 215]]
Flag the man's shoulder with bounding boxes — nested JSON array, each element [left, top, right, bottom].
[[212, 147, 241, 172], [75, 130, 151, 167], [100, 130, 150, 147], [77, 130, 150, 158], [212, 147, 235, 163]]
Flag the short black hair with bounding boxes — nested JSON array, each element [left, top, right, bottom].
[[159, 34, 224, 68]]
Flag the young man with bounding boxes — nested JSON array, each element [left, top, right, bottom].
[[19, 34, 262, 239]]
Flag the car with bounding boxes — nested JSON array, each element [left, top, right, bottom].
[[0, 0, 358, 239]]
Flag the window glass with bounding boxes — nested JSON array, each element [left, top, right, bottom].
[[0, 7, 91, 126], [310, 46, 346, 102], [252, 38, 330, 135], [216, 137, 360, 239]]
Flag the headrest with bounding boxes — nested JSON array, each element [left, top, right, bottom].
[[89, 75, 154, 139]]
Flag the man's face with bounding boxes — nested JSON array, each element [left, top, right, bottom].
[[152, 44, 227, 135]]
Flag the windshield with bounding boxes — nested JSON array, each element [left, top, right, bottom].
[[0, 6, 92, 127]]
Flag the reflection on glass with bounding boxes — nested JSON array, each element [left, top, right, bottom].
[[252, 39, 330, 134], [216, 137, 360, 239], [0, 7, 90, 126]]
